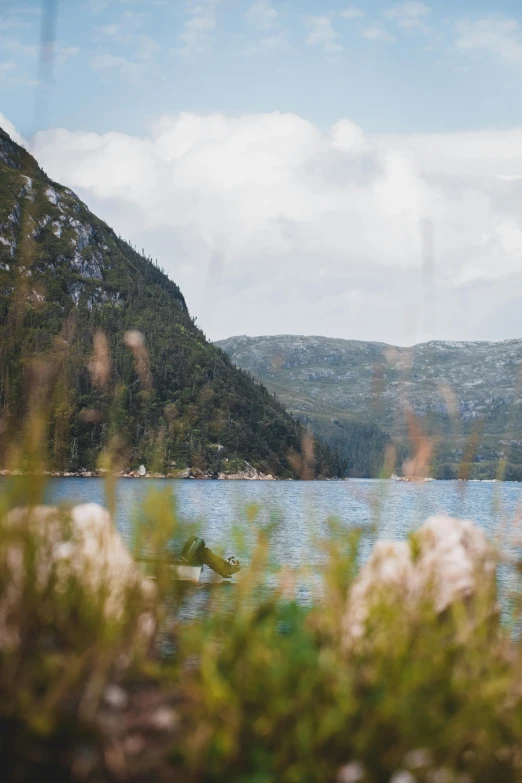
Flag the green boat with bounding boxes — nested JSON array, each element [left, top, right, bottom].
[[138, 536, 241, 583]]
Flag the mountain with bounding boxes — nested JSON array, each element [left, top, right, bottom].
[[216, 334, 522, 480], [0, 128, 338, 478]]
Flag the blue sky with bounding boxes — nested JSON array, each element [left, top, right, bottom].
[[3, 0, 522, 137], [2, 1, 522, 344]]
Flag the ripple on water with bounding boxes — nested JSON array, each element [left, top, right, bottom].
[[39, 476, 522, 588]]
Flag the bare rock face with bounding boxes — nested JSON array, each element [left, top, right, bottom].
[[218, 462, 273, 480], [0, 503, 156, 651], [343, 515, 497, 646], [170, 467, 190, 479]]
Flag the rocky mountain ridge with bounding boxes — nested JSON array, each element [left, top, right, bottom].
[[216, 334, 522, 478]]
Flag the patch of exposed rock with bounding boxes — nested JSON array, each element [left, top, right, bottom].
[[217, 462, 275, 480]]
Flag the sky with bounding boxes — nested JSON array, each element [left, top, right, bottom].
[[2, 0, 522, 344]]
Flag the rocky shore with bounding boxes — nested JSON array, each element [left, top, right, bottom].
[[0, 462, 278, 480]]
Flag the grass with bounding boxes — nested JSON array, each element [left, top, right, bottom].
[[3, 324, 522, 782], [2, 467, 522, 782]]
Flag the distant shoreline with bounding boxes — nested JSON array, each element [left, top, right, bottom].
[[0, 470, 286, 481], [0, 470, 514, 483]]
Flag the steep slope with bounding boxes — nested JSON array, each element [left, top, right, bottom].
[[216, 334, 522, 480], [0, 129, 338, 477]]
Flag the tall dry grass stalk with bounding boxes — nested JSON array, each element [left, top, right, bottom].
[[288, 431, 316, 480], [89, 331, 111, 390], [124, 330, 152, 391], [401, 411, 434, 479]]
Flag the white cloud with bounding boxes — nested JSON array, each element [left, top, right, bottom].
[[455, 16, 522, 65], [0, 35, 79, 70], [374, 127, 522, 178], [173, 0, 218, 59], [94, 10, 147, 41], [0, 8, 40, 32], [236, 34, 295, 57], [0, 112, 26, 145], [0, 41, 48, 88], [87, 0, 168, 10], [89, 53, 149, 79], [86, 0, 111, 11], [305, 16, 343, 54], [241, 2, 292, 57], [0, 61, 17, 85], [0, 35, 39, 57], [361, 26, 395, 42], [92, 9, 160, 69], [384, 2, 430, 32], [246, 1, 278, 31], [24, 112, 522, 344], [339, 8, 365, 21], [0, 66, 39, 89], [54, 45, 81, 67]]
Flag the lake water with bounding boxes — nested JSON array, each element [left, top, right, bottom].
[[43, 477, 522, 544], [41, 478, 522, 603]]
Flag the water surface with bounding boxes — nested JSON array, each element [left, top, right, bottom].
[[44, 477, 522, 578]]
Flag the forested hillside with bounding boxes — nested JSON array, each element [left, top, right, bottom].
[[217, 334, 522, 480], [0, 128, 338, 478]]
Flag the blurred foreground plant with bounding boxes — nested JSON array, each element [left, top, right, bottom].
[[173, 518, 522, 783], [3, 342, 522, 783], [4, 469, 522, 782]]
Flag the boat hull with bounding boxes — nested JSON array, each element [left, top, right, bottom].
[[138, 559, 202, 583], [170, 564, 202, 582]]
